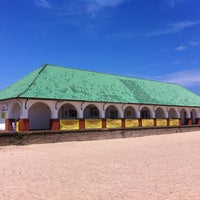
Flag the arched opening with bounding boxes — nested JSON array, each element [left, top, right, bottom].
[[58, 103, 77, 119], [9, 102, 21, 120], [105, 105, 118, 119], [191, 109, 198, 124], [28, 102, 51, 130], [168, 108, 178, 118], [124, 106, 136, 119], [155, 107, 165, 118], [180, 109, 187, 125], [83, 104, 99, 119], [140, 107, 151, 119]]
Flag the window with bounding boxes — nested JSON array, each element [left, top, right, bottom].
[[126, 110, 132, 117], [141, 110, 149, 119], [90, 108, 99, 117], [61, 106, 77, 118], [69, 109, 77, 118], [110, 110, 118, 119]]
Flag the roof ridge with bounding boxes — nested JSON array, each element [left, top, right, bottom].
[[17, 64, 47, 98]]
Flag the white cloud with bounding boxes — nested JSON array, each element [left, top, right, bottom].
[[34, 0, 52, 9], [107, 20, 200, 39], [161, 69, 200, 87], [189, 41, 200, 47], [162, 0, 190, 8], [162, 0, 191, 8], [173, 40, 200, 52], [172, 60, 180, 65], [90, 0, 129, 7], [146, 20, 200, 36], [53, 0, 129, 18], [174, 45, 187, 51], [170, 21, 200, 32], [80, 0, 130, 16]]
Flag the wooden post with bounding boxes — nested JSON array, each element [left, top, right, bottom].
[[102, 119, 106, 128], [19, 119, 29, 131], [50, 119, 60, 130], [79, 119, 85, 129], [186, 118, 192, 125], [121, 119, 125, 128], [5, 119, 14, 131]]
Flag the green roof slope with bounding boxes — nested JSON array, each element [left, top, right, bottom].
[[0, 64, 200, 107]]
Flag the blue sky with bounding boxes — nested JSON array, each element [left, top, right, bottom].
[[1, 0, 200, 95]]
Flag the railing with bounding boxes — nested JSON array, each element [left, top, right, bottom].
[[8, 118, 197, 132], [59, 118, 181, 131]]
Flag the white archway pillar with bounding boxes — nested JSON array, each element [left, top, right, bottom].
[[196, 109, 200, 118], [20, 108, 28, 119], [77, 102, 84, 118], [52, 108, 58, 119], [118, 104, 124, 118], [100, 103, 107, 118], [20, 100, 28, 119], [152, 107, 156, 118], [100, 110, 106, 118], [165, 108, 169, 118], [134, 105, 140, 118], [177, 109, 181, 118]]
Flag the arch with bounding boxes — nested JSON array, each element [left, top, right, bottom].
[[168, 108, 178, 118], [124, 106, 136, 119], [28, 102, 51, 130], [155, 107, 166, 118], [140, 106, 151, 119], [83, 104, 99, 119], [180, 108, 188, 125], [58, 103, 78, 119], [9, 102, 21, 120], [190, 109, 198, 124], [105, 105, 119, 119]]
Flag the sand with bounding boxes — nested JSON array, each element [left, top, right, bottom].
[[0, 131, 200, 200]]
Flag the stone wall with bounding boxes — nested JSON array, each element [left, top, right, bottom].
[[0, 125, 200, 146]]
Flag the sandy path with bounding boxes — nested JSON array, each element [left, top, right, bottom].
[[0, 131, 200, 200]]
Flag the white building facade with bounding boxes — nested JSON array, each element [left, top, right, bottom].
[[1, 98, 200, 131]]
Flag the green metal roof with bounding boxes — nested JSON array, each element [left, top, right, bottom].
[[0, 64, 200, 107]]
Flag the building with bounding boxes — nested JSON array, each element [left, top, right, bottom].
[[0, 64, 200, 131]]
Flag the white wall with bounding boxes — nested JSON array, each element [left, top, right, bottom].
[[0, 102, 8, 130], [1, 98, 200, 131]]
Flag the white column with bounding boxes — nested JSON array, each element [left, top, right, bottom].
[[20, 100, 28, 118], [135, 105, 141, 118], [177, 108, 181, 118]]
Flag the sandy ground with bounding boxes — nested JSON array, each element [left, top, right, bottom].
[[0, 131, 200, 200]]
